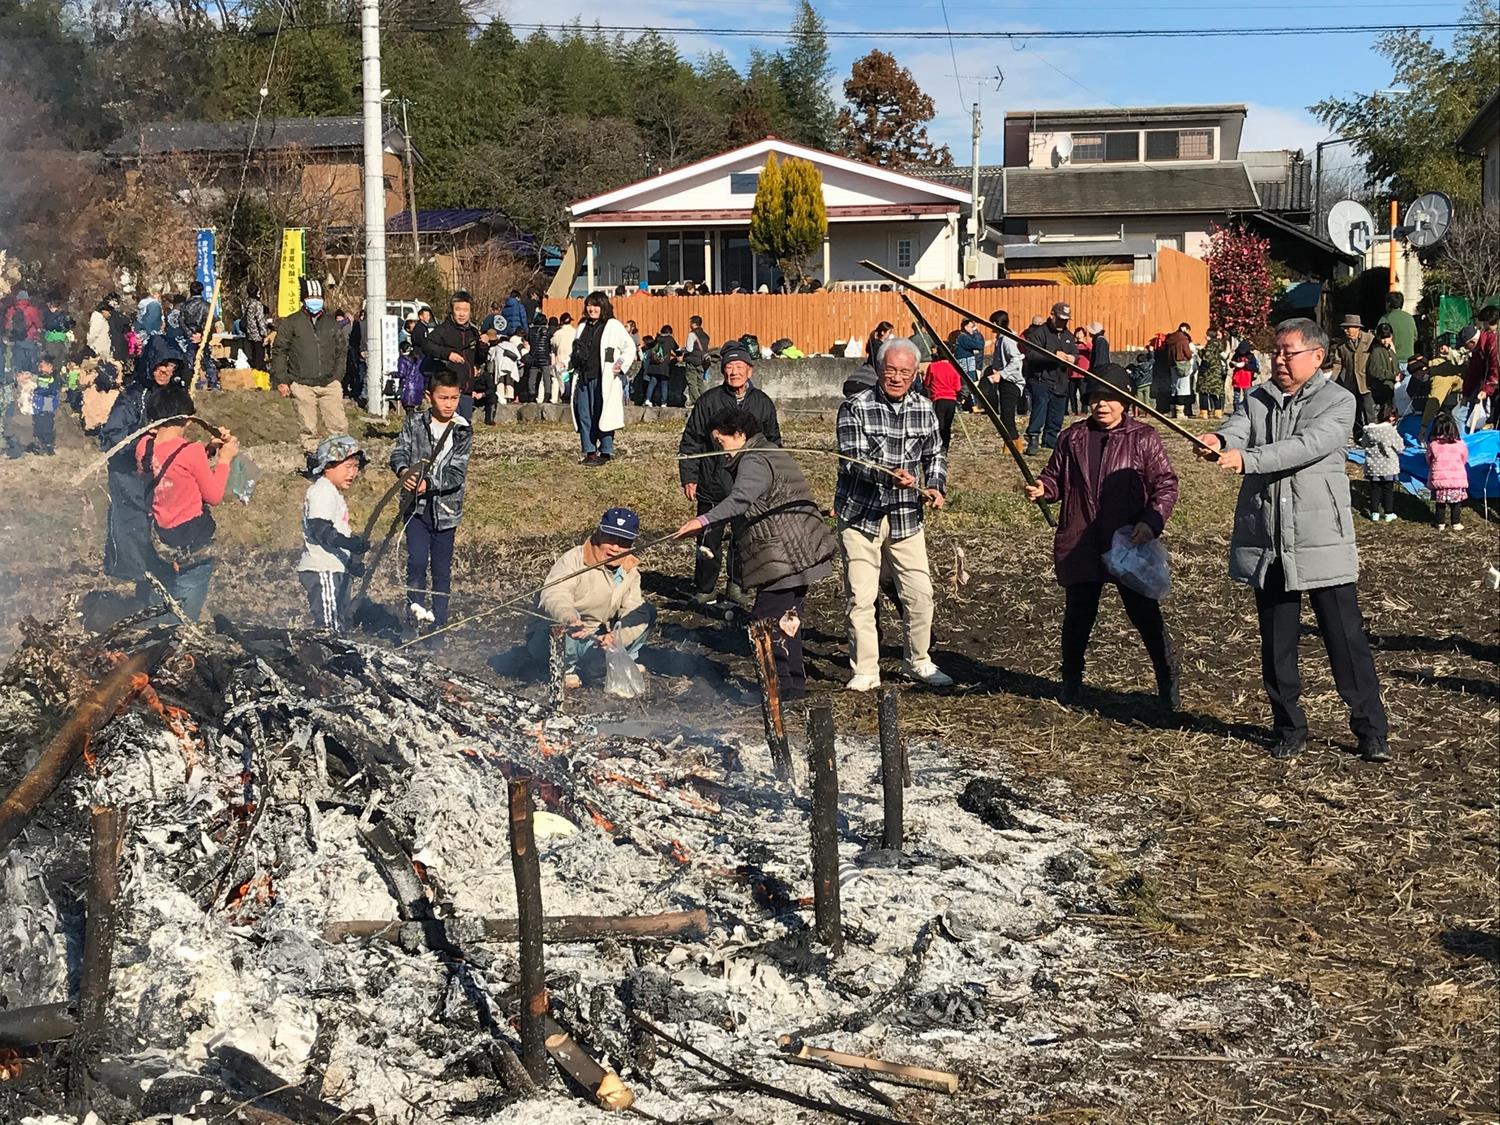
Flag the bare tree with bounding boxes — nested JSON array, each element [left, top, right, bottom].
[[1435, 205, 1500, 308]]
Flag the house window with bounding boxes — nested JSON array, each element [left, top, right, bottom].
[[729, 173, 759, 194], [1070, 131, 1141, 163], [896, 238, 913, 269], [1145, 128, 1214, 161], [646, 230, 708, 286]]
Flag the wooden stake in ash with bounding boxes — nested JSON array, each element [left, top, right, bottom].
[[877, 686, 905, 850], [748, 619, 794, 781], [508, 778, 549, 1084], [69, 804, 127, 1105], [547, 625, 567, 709], [806, 702, 843, 957]]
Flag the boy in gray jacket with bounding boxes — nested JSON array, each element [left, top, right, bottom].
[[390, 368, 472, 630]]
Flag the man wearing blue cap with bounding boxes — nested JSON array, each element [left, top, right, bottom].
[[531, 507, 656, 689]]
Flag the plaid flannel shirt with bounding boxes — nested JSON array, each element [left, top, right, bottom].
[[835, 387, 947, 540]]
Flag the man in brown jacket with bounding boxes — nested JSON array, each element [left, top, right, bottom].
[[1163, 323, 1194, 417], [1330, 312, 1374, 436]]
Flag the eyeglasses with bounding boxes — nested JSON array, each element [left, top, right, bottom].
[[1270, 347, 1319, 361], [882, 366, 917, 378]]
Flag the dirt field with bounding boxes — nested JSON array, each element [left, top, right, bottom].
[[2, 391, 1496, 1121]]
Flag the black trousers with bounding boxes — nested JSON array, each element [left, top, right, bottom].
[[406, 517, 456, 625], [1254, 562, 1388, 741], [522, 364, 545, 402], [693, 497, 738, 593], [933, 399, 956, 451], [1061, 581, 1173, 684], [997, 380, 1022, 440], [754, 585, 808, 699], [247, 339, 266, 371], [1370, 479, 1396, 515]]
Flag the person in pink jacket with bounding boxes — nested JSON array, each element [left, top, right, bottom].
[[1424, 413, 1470, 530]]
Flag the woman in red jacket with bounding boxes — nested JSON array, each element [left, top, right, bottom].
[[922, 353, 962, 452], [1025, 363, 1179, 709], [1069, 324, 1093, 415], [135, 383, 238, 624]]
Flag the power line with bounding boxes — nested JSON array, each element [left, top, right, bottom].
[[238, 19, 1486, 41]]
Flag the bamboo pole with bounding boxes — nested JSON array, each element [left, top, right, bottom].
[[862, 259, 1220, 459], [778, 1039, 959, 1095], [321, 908, 709, 946], [508, 778, 548, 1084], [193, 277, 223, 386], [897, 291, 1057, 527], [807, 703, 842, 958]]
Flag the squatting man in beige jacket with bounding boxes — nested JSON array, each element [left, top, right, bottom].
[[531, 507, 656, 689]]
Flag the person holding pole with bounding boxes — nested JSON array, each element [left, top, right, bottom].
[[835, 337, 952, 691], [1024, 364, 1180, 709], [1196, 317, 1392, 764]]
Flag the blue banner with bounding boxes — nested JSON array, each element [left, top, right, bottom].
[[195, 229, 217, 295]]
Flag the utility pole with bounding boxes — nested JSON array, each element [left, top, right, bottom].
[[968, 102, 982, 282], [400, 97, 421, 264], [360, 0, 386, 416]]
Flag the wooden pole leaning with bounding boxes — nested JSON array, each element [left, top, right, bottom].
[[896, 291, 1058, 528], [861, 259, 1220, 461]]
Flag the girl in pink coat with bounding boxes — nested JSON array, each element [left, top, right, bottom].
[[1425, 413, 1469, 530]]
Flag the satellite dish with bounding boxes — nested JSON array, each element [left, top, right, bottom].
[[1403, 191, 1453, 249], [1327, 199, 1375, 256], [1053, 134, 1073, 165]]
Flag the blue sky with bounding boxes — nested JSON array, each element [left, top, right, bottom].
[[496, 0, 1476, 178]]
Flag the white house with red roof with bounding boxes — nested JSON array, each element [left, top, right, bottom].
[[556, 138, 973, 296]]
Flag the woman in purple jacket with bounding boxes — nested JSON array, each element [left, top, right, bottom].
[[1026, 363, 1180, 709]]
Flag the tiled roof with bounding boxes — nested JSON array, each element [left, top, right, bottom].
[[106, 117, 407, 157], [1003, 163, 1259, 217]]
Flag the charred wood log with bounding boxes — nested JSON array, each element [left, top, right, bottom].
[[321, 908, 709, 947], [877, 687, 904, 850], [747, 620, 793, 782], [213, 1044, 357, 1125], [807, 704, 843, 958], [0, 645, 164, 857], [542, 1016, 634, 1111], [776, 1037, 959, 1094], [68, 804, 127, 1105], [0, 1002, 76, 1048], [628, 1013, 908, 1125], [508, 778, 548, 1085]]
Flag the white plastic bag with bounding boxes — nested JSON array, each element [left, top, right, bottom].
[[603, 628, 645, 698], [1102, 526, 1172, 601]]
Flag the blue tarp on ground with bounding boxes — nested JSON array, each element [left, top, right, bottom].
[[1346, 415, 1500, 498]]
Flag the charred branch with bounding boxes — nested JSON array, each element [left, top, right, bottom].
[[542, 1015, 634, 1111], [67, 804, 127, 1105], [509, 778, 549, 1085], [878, 687, 904, 850], [748, 620, 793, 781], [322, 908, 710, 947], [807, 703, 843, 958], [213, 1044, 357, 1125], [777, 1038, 959, 1094], [0, 1002, 76, 1048]]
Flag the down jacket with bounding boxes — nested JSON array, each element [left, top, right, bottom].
[[1035, 416, 1178, 586], [1214, 371, 1358, 592]]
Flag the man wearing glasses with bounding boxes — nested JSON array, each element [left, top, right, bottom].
[[1197, 318, 1391, 764], [836, 337, 953, 691]]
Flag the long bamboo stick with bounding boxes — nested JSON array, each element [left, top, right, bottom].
[[861, 260, 1219, 459], [896, 291, 1057, 527], [321, 908, 710, 945]]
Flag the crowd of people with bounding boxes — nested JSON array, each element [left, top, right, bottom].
[[8, 273, 1496, 770]]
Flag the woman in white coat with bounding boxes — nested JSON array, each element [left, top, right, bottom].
[[571, 291, 637, 465]]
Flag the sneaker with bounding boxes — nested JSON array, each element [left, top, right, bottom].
[[1024, 438, 1039, 456], [598, 453, 612, 465], [1452, 522, 1464, 531], [690, 591, 718, 608], [408, 600, 436, 625], [563, 671, 582, 690], [1367, 512, 1381, 522], [1437, 522, 1449, 532], [725, 582, 754, 610], [581, 452, 601, 465], [1358, 735, 1393, 763], [846, 673, 881, 693], [1058, 678, 1083, 707], [903, 660, 953, 687], [1383, 513, 1397, 522]]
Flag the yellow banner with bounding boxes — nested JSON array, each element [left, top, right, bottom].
[[277, 228, 306, 318]]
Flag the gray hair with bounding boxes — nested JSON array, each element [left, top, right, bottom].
[[1275, 317, 1329, 354], [876, 336, 921, 371]]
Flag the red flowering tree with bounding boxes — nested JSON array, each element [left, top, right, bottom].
[[1206, 224, 1273, 340]]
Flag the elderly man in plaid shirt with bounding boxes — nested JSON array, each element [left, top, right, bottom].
[[836, 337, 954, 691]]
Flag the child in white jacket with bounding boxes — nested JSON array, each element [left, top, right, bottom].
[[1358, 403, 1404, 522]]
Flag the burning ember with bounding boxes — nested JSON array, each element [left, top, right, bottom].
[[0, 621, 1323, 1123]]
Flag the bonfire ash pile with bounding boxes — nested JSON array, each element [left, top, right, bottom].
[[0, 616, 1210, 1124]]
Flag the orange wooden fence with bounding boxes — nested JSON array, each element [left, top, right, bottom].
[[543, 249, 1208, 356]]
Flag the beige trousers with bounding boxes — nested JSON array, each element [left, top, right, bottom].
[[839, 520, 934, 676], [290, 382, 349, 452]]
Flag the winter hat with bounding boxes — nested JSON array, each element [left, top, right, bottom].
[[1084, 363, 1133, 402], [311, 433, 367, 475], [299, 277, 325, 301], [1456, 325, 1479, 348], [719, 341, 756, 370], [15, 290, 27, 302], [597, 507, 640, 542]]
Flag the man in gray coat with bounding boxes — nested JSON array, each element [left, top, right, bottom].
[[1198, 318, 1391, 763]]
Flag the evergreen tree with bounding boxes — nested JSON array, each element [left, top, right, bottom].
[[777, 0, 836, 149], [749, 153, 827, 288]]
